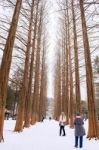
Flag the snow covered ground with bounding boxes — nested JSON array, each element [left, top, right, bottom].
[[0, 119, 98, 150]]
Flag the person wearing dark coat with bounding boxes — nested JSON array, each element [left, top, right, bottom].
[[74, 113, 85, 148]]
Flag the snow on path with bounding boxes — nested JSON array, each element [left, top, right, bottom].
[[0, 119, 98, 150]]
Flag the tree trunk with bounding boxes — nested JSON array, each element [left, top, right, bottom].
[[64, 6, 69, 124], [0, 0, 22, 141], [71, 0, 81, 113], [32, 16, 42, 123], [23, 0, 35, 128], [14, 1, 34, 131], [61, 36, 66, 114], [54, 51, 62, 119], [67, 6, 74, 128], [39, 39, 47, 121], [79, 0, 99, 138], [30, 0, 40, 124]]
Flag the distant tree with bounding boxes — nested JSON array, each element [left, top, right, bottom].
[[93, 56, 99, 117], [81, 100, 88, 116], [94, 56, 99, 77], [6, 86, 15, 111], [71, 0, 81, 114]]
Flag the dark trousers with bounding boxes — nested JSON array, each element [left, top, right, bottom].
[[60, 125, 65, 136], [75, 136, 83, 148]]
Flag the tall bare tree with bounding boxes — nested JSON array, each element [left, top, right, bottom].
[[61, 35, 66, 114], [71, 0, 81, 113], [23, 0, 35, 128], [31, 7, 43, 123], [39, 36, 47, 121], [67, 2, 74, 128], [14, 0, 35, 132], [30, 0, 41, 124], [0, 0, 22, 141], [54, 47, 62, 119], [79, 0, 99, 139]]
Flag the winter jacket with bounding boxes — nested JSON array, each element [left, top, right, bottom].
[[74, 116, 85, 136], [59, 115, 66, 126]]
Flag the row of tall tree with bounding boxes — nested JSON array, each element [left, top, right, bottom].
[[0, 0, 48, 142], [53, 0, 99, 139]]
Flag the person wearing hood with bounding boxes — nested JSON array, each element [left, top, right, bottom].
[[74, 113, 85, 148]]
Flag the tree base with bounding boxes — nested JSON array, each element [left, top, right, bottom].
[[0, 136, 4, 142], [86, 136, 99, 140]]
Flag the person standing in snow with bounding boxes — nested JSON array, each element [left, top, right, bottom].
[[74, 113, 85, 148], [59, 112, 66, 136]]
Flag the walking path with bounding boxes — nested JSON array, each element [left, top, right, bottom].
[[0, 119, 98, 150]]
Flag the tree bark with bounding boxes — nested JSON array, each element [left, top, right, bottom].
[[30, 0, 40, 124], [65, 1, 69, 124], [54, 51, 62, 119], [79, 0, 99, 138], [67, 6, 74, 128], [0, 0, 22, 141], [39, 39, 47, 121], [61, 36, 66, 114], [14, 1, 34, 132], [31, 12, 42, 123], [23, 0, 35, 128], [71, 0, 81, 114]]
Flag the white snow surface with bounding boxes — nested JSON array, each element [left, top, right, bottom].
[[0, 119, 98, 150]]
